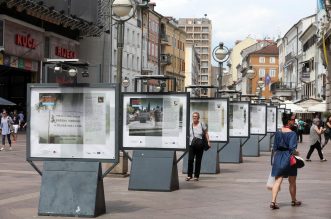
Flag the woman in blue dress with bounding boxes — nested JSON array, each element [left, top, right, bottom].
[[270, 112, 301, 209]]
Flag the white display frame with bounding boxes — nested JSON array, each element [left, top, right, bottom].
[[27, 84, 119, 162], [277, 108, 285, 129], [121, 92, 189, 150], [250, 104, 267, 135], [190, 98, 229, 142], [267, 106, 278, 133], [229, 101, 250, 138]]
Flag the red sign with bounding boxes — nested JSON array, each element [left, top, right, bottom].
[[15, 34, 37, 49], [55, 46, 76, 59]]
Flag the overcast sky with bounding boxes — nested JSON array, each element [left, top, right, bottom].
[[153, 0, 317, 49]]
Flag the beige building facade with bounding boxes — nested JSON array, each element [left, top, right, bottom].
[[178, 17, 212, 95]]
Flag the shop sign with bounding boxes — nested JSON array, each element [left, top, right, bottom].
[[15, 34, 37, 49], [10, 56, 18, 68], [3, 54, 10, 66], [55, 46, 76, 59], [18, 58, 24, 69]]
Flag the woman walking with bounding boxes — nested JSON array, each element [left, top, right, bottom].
[[270, 112, 301, 210], [306, 118, 327, 161], [0, 110, 13, 151], [186, 112, 210, 181]]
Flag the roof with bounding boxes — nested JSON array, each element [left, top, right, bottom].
[[251, 44, 279, 55]]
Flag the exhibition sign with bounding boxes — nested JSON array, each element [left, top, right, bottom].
[[27, 84, 119, 162], [190, 98, 229, 142], [122, 93, 189, 150], [229, 101, 250, 137], [250, 104, 267, 135], [277, 108, 285, 129], [267, 106, 277, 133]]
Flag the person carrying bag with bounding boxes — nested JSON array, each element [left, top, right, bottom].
[[186, 112, 210, 181]]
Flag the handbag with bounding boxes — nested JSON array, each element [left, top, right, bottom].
[[191, 123, 209, 151], [290, 155, 305, 168]]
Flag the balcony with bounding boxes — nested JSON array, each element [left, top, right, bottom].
[[160, 54, 172, 65], [270, 82, 296, 97], [285, 52, 294, 63], [160, 33, 170, 45]]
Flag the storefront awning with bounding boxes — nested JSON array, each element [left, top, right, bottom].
[[0, 97, 16, 106]]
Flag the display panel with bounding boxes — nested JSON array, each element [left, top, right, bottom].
[[267, 106, 277, 133], [190, 98, 228, 142], [122, 93, 189, 150], [277, 108, 285, 129], [229, 102, 250, 137], [27, 84, 118, 162], [250, 104, 267, 135]]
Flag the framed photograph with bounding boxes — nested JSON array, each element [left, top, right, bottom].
[[277, 108, 285, 129], [267, 106, 277, 133], [250, 104, 267, 135], [229, 101, 250, 138], [190, 98, 229, 142], [27, 84, 119, 162], [122, 93, 189, 150]]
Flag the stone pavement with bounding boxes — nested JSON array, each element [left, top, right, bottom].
[[0, 133, 331, 219]]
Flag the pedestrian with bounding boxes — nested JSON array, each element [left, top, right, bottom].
[[322, 115, 331, 149], [306, 118, 327, 162], [0, 110, 13, 151], [270, 112, 301, 210], [186, 112, 210, 181], [297, 117, 305, 143], [18, 111, 24, 130], [11, 110, 20, 142]]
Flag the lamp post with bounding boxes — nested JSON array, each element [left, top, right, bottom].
[[246, 66, 255, 94], [257, 78, 265, 103], [212, 42, 229, 90], [112, 0, 137, 90]]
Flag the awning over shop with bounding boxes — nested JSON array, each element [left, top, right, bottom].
[[308, 101, 327, 112], [283, 100, 307, 113], [0, 97, 16, 106], [296, 99, 322, 112]]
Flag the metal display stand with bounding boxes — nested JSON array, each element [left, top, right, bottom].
[[182, 142, 220, 174], [260, 133, 271, 152], [128, 150, 179, 191], [219, 138, 242, 163], [38, 161, 105, 217]]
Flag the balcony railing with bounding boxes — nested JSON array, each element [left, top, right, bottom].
[[160, 54, 172, 65], [270, 82, 296, 92]]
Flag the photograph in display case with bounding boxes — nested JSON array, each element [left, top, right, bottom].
[[277, 108, 285, 129], [27, 85, 117, 161], [190, 98, 228, 142], [122, 93, 188, 150], [267, 106, 277, 133], [250, 104, 267, 135], [229, 102, 250, 137]]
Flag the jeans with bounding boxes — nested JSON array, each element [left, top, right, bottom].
[[187, 144, 204, 178], [2, 134, 11, 146], [297, 130, 303, 143]]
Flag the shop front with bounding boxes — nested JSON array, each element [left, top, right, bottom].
[[0, 16, 42, 112]]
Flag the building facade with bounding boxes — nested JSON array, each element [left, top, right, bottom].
[[178, 17, 212, 93], [160, 17, 186, 91], [184, 44, 200, 88]]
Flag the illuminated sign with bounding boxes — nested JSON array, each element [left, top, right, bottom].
[[55, 46, 76, 59], [15, 34, 37, 49]]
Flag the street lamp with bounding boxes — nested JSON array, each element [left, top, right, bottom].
[[257, 78, 265, 103], [212, 42, 230, 90], [112, 0, 137, 90], [246, 66, 255, 94]]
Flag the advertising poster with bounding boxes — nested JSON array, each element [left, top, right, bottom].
[[267, 106, 277, 133], [190, 99, 228, 142], [229, 102, 250, 137], [28, 86, 117, 161], [122, 93, 188, 150], [277, 108, 285, 129], [250, 105, 267, 135]]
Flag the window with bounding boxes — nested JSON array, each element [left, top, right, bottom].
[[137, 57, 140, 70], [201, 75, 208, 81], [259, 57, 265, 63], [269, 69, 276, 77], [259, 68, 265, 77], [270, 57, 275, 64]]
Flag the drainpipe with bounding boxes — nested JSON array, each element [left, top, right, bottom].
[[295, 24, 299, 100]]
